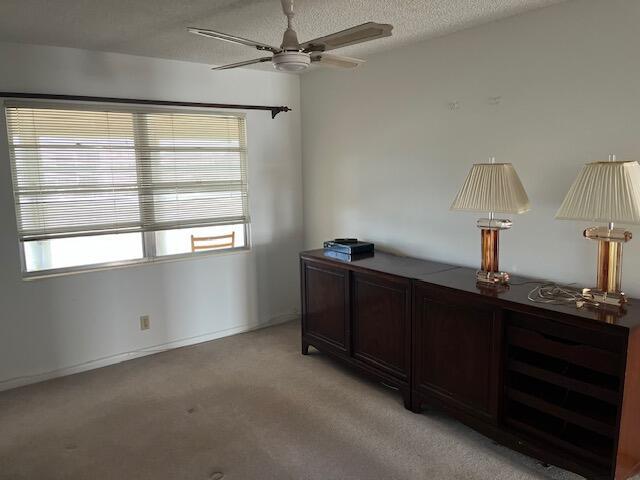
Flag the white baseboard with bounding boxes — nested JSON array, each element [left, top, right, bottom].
[[0, 313, 299, 392]]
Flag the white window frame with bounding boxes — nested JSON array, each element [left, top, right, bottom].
[[18, 226, 251, 280], [3, 100, 252, 280]]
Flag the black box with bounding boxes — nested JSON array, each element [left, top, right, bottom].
[[323, 240, 374, 255]]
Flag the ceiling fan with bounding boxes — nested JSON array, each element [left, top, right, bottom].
[[188, 0, 393, 72]]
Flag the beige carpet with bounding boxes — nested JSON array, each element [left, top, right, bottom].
[[0, 321, 583, 480]]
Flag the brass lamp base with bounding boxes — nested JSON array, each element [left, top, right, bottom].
[[476, 270, 510, 285], [581, 288, 627, 307], [583, 226, 632, 308], [477, 218, 512, 286]]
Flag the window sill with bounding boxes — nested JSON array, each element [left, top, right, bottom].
[[21, 246, 251, 281]]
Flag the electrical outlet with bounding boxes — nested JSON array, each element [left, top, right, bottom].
[[140, 315, 150, 331]]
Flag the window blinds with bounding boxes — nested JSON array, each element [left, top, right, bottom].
[[4, 101, 249, 241]]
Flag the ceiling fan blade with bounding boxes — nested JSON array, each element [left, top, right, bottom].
[[301, 22, 393, 52], [188, 27, 279, 53], [211, 57, 272, 71], [311, 53, 365, 69], [281, 0, 294, 16]]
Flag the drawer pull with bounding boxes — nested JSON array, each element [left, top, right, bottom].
[[539, 332, 579, 346], [380, 382, 399, 391]]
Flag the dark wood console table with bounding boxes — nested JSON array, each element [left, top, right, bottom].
[[300, 249, 640, 480]]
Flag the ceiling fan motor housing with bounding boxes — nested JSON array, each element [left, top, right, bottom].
[[280, 27, 300, 50], [272, 51, 310, 71]]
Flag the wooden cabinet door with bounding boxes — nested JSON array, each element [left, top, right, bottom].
[[352, 272, 411, 380], [301, 260, 350, 353], [413, 283, 501, 420]]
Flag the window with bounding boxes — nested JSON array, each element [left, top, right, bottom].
[[4, 101, 249, 276]]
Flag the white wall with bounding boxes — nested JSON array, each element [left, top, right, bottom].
[[0, 42, 302, 390], [301, 0, 640, 297]]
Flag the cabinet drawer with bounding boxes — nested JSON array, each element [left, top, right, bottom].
[[507, 325, 621, 376], [507, 311, 625, 354]]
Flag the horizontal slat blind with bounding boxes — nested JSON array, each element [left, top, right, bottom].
[[4, 101, 249, 241]]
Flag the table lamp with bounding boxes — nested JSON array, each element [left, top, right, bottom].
[[451, 157, 531, 285], [556, 155, 640, 307]]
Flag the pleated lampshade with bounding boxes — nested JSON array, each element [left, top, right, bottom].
[[451, 163, 531, 214], [556, 161, 640, 224]]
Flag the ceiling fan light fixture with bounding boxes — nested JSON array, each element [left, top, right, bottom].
[[272, 51, 310, 72]]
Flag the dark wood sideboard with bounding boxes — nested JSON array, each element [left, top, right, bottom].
[[300, 249, 640, 480]]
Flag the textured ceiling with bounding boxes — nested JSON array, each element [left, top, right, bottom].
[[0, 0, 567, 71]]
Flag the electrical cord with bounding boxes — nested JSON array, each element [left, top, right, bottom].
[[527, 282, 600, 308], [507, 279, 600, 308]]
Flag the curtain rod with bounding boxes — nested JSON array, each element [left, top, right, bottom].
[[0, 92, 292, 119]]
